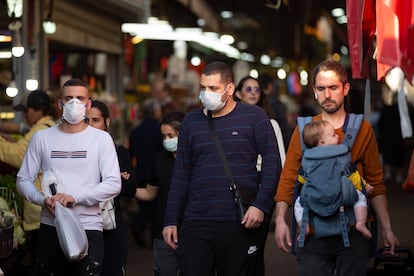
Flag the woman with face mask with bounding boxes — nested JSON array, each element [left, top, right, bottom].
[[86, 100, 137, 276], [135, 111, 185, 276]]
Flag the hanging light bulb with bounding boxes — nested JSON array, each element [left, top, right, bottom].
[[43, 0, 56, 34], [26, 79, 39, 91], [6, 81, 18, 97], [9, 20, 24, 57], [43, 19, 56, 34], [12, 43, 24, 57]]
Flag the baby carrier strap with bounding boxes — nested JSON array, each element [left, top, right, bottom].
[[342, 113, 363, 150], [297, 116, 313, 150]]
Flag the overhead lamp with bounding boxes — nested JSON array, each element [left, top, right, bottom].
[[220, 34, 235, 45], [12, 45, 24, 57], [220, 11, 233, 19], [122, 22, 241, 59], [43, 19, 56, 34], [260, 54, 271, 65], [331, 8, 345, 18], [336, 16, 348, 24], [190, 56, 201, 66], [7, 0, 23, 18], [0, 51, 12, 59], [240, 52, 255, 62], [43, 0, 56, 34], [11, 36, 24, 57], [237, 41, 248, 50], [9, 19, 24, 57], [6, 81, 18, 97], [26, 79, 39, 91], [0, 34, 12, 42], [249, 69, 259, 78]]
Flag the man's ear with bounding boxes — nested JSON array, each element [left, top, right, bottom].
[[227, 82, 235, 96], [343, 82, 350, 97], [85, 98, 92, 110]]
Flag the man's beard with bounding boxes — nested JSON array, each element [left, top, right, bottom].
[[321, 100, 342, 114]]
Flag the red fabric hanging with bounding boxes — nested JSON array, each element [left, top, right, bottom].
[[376, 0, 414, 83], [346, 0, 376, 79]]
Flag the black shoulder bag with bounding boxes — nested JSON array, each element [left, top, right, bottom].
[[207, 110, 246, 221]]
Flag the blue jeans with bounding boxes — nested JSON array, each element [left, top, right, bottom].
[[153, 238, 179, 276], [297, 228, 371, 276]]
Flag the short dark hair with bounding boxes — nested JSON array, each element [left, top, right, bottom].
[[160, 111, 185, 132], [63, 78, 88, 89], [202, 61, 234, 84], [13, 89, 51, 115], [312, 60, 348, 87]]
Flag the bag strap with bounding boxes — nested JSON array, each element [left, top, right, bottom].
[[207, 111, 234, 186], [207, 111, 243, 214]]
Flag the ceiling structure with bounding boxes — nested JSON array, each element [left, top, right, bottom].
[[151, 0, 348, 65], [0, 0, 349, 67]]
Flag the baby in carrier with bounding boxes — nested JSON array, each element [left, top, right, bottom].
[[294, 120, 373, 239]]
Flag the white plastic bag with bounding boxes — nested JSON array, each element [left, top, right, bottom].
[[42, 169, 88, 261], [100, 199, 116, 230], [41, 169, 65, 196], [54, 201, 89, 261]]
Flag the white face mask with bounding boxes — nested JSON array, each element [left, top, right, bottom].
[[199, 86, 228, 111], [163, 137, 178, 152], [62, 98, 87, 124]]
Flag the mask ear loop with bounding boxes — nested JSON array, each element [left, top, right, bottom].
[[221, 84, 231, 103]]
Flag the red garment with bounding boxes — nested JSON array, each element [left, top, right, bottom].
[[376, 0, 414, 83], [346, 0, 376, 79]]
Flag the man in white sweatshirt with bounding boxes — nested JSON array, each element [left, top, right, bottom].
[[17, 78, 121, 275]]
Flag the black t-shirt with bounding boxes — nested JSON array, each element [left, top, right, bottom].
[[149, 150, 176, 239]]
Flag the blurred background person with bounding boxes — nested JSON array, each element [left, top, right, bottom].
[[378, 93, 414, 184], [128, 98, 163, 247], [87, 100, 137, 276], [136, 111, 185, 276], [151, 78, 177, 114], [0, 89, 56, 273], [258, 73, 291, 149]]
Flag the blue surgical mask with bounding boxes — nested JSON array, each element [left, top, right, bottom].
[[163, 137, 178, 152]]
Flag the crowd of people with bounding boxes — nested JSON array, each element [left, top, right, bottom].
[[0, 59, 406, 275]]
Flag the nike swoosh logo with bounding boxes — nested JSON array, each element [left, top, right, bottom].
[[247, 246, 258, 255]]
